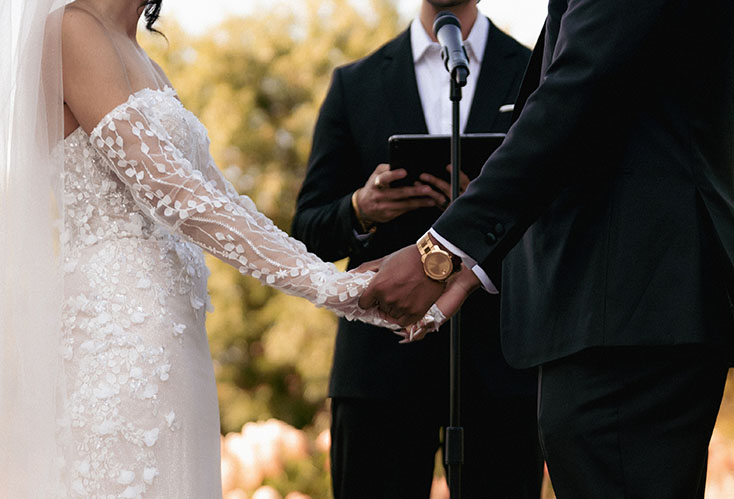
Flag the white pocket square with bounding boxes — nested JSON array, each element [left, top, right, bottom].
[[499, 104, 514, 113]]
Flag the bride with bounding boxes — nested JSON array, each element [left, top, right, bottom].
[[0, 0, 447, 496]]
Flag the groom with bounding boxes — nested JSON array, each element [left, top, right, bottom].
[[361, 0, 734, 496]]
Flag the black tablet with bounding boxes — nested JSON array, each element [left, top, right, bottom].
[[388, 133, 505, 188]]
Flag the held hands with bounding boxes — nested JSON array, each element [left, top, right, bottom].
[[357, 243, 480, 334], [358, 245, 444, 326], [404, 266, 480, 342]]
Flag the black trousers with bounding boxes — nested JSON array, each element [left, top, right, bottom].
[[538, 345, 730, 499], [330, 396, 440, 499], [330, 374, 542, 498]]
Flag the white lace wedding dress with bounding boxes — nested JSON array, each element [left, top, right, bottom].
[[60, 86, 441, 498]]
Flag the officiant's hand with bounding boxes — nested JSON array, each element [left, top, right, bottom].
[[358, 244, 444, 327], [417, 165, 470, 210], [354, 164, 445, 225]]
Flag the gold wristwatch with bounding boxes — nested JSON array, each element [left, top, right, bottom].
[[417, 233, 461, 282]]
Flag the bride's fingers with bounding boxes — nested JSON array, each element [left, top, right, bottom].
[[395, 328, 417, 344], [402, 307, 445, 343], [409, 327, 429, 342], [398, 325, 421, 343], [393, 323, 425, 344]]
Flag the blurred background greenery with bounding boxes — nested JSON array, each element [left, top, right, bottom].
[[141, 2, 734, 497]]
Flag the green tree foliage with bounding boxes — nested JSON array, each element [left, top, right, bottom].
[[142, 0, 402, 434]]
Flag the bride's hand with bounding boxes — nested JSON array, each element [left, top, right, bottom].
[[402, 266, 481, 343]]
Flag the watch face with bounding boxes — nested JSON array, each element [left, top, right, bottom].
[[424, 252, 452, 280]]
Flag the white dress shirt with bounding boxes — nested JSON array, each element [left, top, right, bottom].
[[411, 15, 489, 134]]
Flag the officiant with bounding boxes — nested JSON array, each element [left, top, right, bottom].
[[292, 1, 542, 497]]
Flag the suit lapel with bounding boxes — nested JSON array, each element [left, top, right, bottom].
[[381, 29, 429, 134], [511, 23, 546, 124], [466, 20, 523, 132]]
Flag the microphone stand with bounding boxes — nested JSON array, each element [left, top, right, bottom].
[[445, 67, 467, 499]]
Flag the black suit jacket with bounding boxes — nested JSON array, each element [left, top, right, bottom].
[[293, 21, 532, 399], [434, 0, 734, 368]]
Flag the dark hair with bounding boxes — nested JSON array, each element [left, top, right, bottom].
[[139, 0, 162, 33]]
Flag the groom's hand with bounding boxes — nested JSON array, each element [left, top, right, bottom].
[[353, 256, 385, 273], [404, 266, 481, 342], [358, 245, 445, 327]]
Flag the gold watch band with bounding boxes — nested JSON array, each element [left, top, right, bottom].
[[417, 233, 439, 257]]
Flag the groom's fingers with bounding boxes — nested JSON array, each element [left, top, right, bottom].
[[359, 245, 444, 325], [394, 310, 425, 328]]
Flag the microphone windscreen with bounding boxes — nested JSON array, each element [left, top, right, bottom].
[[433, 11, 461, 38]]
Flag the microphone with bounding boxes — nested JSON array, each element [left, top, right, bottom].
[[433, 11, 470, 86]]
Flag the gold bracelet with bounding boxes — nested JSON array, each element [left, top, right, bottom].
[[351, 189, 376, 234]]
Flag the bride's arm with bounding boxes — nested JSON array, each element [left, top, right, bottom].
[[61, 12, 444, 329], [89, 99, 380, 321]]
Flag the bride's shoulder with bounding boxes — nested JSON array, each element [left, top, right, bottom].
[[62, 6, 120, 69], [62, 4, 108, 38], [61, 6, 133, 133]]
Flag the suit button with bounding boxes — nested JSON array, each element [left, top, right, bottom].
[[485, 232, 498, 244], [494, 223, 505, 236]]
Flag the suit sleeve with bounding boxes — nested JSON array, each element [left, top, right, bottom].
[[433, 0, 678, 281], [291, 68, 367, 263]]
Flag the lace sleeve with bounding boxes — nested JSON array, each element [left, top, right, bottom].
[[89, 96, 374, 322], [89, 95, 444, 331]]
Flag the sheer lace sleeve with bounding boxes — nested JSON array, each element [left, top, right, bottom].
[[88, 93, 444, 331]]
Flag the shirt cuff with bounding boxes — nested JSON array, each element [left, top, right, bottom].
[[427, 228, 498, 294]]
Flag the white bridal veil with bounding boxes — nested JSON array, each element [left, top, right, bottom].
[[0, 0, 68, 495]]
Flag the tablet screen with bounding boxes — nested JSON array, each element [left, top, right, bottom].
[[388, 133, 505, 188]]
